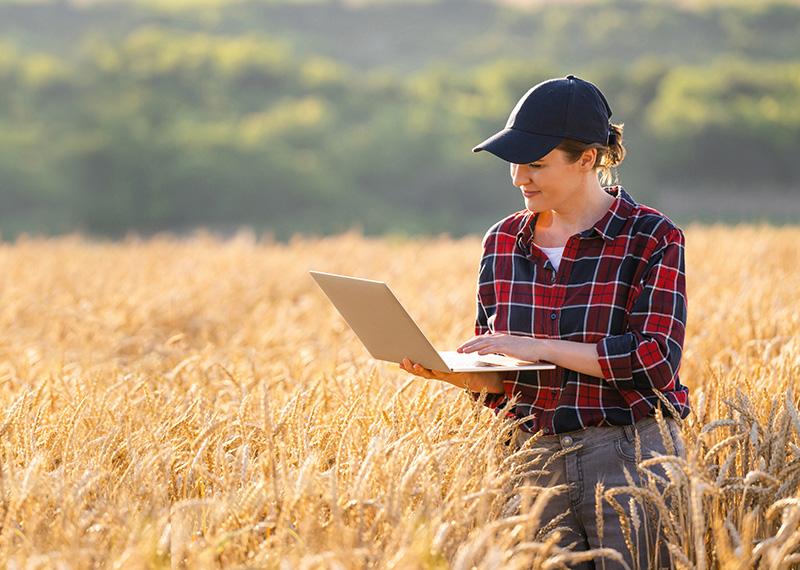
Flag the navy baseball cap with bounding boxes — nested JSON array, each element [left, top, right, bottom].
[[472, 74, 614, 164]]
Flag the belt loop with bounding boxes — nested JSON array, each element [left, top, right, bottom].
[[623, 423, 635, 443]]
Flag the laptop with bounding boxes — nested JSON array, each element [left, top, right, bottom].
[[309, 270, 556, 373]]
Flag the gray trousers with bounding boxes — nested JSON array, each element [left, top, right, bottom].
[[512, 415, 686, 570]]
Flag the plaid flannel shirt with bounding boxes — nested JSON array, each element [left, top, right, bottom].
[[468, 185, 690, 434]]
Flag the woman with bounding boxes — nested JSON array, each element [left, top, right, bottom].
[[400, 75, 690, 569]]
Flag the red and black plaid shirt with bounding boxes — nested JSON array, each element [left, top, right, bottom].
[[468, 185, 690, 435]]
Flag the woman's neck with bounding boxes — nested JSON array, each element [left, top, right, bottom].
[[539, 183, 616, 236]]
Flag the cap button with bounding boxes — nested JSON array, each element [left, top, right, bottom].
[[566, 74, 575, 80]]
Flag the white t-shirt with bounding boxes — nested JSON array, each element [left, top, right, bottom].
[[539, 245, 565, 272]]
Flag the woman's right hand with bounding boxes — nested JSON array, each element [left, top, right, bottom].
[[399, 357, 504, 393]]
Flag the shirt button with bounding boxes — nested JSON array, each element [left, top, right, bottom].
[[543, 427, 550, 434], [561, 435, 573, 446], [550, 312, 557, 320]]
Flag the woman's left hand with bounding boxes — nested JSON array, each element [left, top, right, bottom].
[[456, 333, 550, 363]]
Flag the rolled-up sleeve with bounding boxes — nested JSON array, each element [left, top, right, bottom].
[[596, 227, 687, 393]]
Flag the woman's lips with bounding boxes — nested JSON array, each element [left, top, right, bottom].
[[523, 190, 541, 197]]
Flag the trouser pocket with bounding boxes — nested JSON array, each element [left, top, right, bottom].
[[666, 418, 687, 459]]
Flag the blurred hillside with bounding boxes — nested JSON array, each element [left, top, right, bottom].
[[0, 0, 798, 240]]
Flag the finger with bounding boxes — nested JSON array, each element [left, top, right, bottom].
[[401, 358, 424, 376], [458, 339, 482, 352], [411, 362, 430, 378], [471, 342, 502, 355], [421, 365, 444, 379], [461, 339, 494, 353], [411, 362, 436, 379], [457, 336, 484, 351], [460, 333, 504, 351]]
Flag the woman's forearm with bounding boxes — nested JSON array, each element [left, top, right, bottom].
[[541, 339, 604, 377], [433, 337, 604, 393]]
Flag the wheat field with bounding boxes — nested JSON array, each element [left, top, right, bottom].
[[0, 224, 799, 569]]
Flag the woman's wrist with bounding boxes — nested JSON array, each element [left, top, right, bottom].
[[536, 338, 555, 362]]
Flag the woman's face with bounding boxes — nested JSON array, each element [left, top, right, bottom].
[[509, 147, 594, 212]]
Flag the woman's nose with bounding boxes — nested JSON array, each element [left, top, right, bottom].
[[511, 164, 530, 186]]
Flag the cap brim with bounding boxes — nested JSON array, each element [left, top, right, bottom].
[[472, 128, 563, 163]]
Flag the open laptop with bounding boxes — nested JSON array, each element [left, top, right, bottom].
[[309, 270, 555, 373]]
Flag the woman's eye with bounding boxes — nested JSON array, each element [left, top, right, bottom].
[[528, 163, 542, 168]]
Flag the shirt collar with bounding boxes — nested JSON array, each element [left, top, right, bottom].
[[516, 185, 636, 247]]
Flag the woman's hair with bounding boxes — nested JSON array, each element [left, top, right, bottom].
[[556, 122, 626, 185]]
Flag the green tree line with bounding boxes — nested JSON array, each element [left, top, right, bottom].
[[0, 0, 798, 239]]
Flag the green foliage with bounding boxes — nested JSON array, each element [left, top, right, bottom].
[[644, 58, 800, 184], [0, 0, 798, 240]]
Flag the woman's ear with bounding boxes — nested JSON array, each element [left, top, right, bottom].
[[579, 148, 597, 171]]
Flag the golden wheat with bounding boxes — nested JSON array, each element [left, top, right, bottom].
[[0, 223, 797, 568]]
